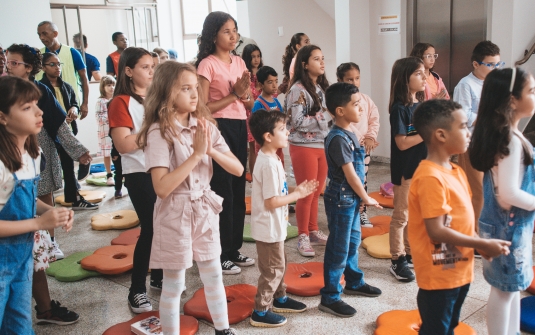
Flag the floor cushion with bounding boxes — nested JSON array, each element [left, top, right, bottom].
[[362, 233, 391, 259], [361, 215, 390, 239], [86, 177, 111, 186], [55, 190, 106, 206], [285, 262, 344, 297], [527, 267, 535, 294], [369, 191, 394, 209], [46, 251, 100, 282], [243, 224, 298, 242], [374, 310, 476, 335], [102, 311, 198, 335], [81, 245, 135, 275], [111, 228, 141, 245], [91, 210, 139, 231], [521, 296, 535, 333], [245, 196, 251, 215]]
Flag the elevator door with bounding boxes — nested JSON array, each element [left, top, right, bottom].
[[408, 0, 488, 94]]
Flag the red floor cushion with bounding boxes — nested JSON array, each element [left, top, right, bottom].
[[369, 191, 394, 208], [81, 245, 135, 275], [246, 172, 252, 183], [245, 196, 251, 215], [285, 262, 344, 297], [111, 228, 141, 245], [527, 266, 535, 294], [374, 310, 476, 335], [102, 311, 198, 335], [183, 284, 256, 324], [361, 215, 390, 239]]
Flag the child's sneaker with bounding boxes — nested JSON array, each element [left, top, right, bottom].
[[77, 163, 91, 181], [221, 260, 241, 275], [250, 310, 287, 327], [343, 283, 382, 297], [128, 292, 152, 313], [360, 212, 373, 228], [309, 230, 328, 246], [297, 234, 315, 257], [272, 296, 307, 313], [51, 240, 65, 260], [230, 253, 255, 267], [150, 279, 162, 291], [318, 299, 356, 318], [106, 173, 115, 186], [389, 256, 415, 282], [35, 300, 79, 325], [405, 254, 414, 268], [71, 198, 99, 211], [215, 328, 238, 334]]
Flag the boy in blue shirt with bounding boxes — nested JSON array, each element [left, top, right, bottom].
[[319, 82, 382, 318]]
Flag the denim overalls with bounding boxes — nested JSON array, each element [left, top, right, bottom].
[[320, 128, 367, 304], [479, 156, 535, 292], [0, 160, 39, 334]]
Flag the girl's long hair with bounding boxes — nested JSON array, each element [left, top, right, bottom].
[[282, 33, 305, 79], [137, 62, 215, 149], [409, 42, 435, 71], [195, 11, 238, 68], [469, 67, 532, 172], [389, 56, 425, 111], [0, 77, 41, 172], [242, 44, 263, 75], [112, 47, 151, 104], [289, 44, 329, 116]]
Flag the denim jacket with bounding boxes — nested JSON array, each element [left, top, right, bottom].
[[479, 156, 535, 292]]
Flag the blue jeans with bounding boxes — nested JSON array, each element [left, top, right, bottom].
[[320, 183, 365, 304], [417, 283, 470, 335]]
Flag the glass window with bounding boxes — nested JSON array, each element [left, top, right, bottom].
[[183, 39, 199, 62], [182, 0, 209, 35], [211, 0, 237, 18]]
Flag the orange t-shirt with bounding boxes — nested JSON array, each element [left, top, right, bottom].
[[426, 73, 438, 96], [408, 160, 475, 290]]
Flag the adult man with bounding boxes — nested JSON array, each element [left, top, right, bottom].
[[73, 33, 101, 81], [234, 33, 257, 57], [37, 21, 90, 119]]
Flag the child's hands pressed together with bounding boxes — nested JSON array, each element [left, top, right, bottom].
[[477, 239, 511, 261], [192, 117, 209, 158], [362, 196, 383, 209], [38, 208, 74, 232], [294, 180, 319, 199], [233, 70, 251, 98]]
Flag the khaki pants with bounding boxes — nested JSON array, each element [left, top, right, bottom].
[[255, 241, 287, 311], [457, 150, 483, 231], [390, 177, 411, 260]]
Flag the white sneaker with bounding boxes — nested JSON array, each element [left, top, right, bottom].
[[51, 240, 65, 260], [106, 177, 115, 186], [309, 230, 328, 246], [297, 234, 315, 257]]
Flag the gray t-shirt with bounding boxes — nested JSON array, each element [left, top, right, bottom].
[[326, 125, 360, 185]]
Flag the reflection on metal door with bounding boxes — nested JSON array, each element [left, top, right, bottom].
[[407, 0, 487, 93]]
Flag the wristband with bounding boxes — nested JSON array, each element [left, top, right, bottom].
[[231, 91, 240, 99]]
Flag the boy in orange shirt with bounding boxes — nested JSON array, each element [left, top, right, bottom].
[[409, 99, 511, 335]]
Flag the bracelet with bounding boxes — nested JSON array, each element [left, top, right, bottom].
[[231, 91, 240, 99], [240, 94, 251, 102]]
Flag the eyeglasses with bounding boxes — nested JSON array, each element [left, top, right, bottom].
[[477, 61, 505, 69], [6, 60, 29, 67], [44, 62, 63, 68], [423, 54, 438, 60]]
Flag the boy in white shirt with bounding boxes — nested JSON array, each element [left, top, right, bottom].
[[248, 109, 318, 327]]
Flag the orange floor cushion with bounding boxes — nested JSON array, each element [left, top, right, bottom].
[[245, 196, 251, 215], [528, 266, 535, 294], [246, 172, 252, 183], [285, 262, 344, 297], [369, 191, 394, 209], [91, 210, 139, 231], [102, 311, 198, 335], [374, 310, 476, 335], [183, 284, 256, 324], [111, 228, 141, 245], [361, 215, 390, 239], [55, 190, 106, 206], [81, 245, 135, 275]]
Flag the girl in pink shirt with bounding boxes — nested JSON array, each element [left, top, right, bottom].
[[410, 43, 450, 101], [196, 11, 256, 275], [138, 61, 243, 335]]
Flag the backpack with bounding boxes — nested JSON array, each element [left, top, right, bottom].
[[380, 182, 394, 198]]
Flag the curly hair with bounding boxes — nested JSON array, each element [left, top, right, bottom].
[[195, 11, 238, 68], [241, 44, 263, 74], [7, 44, 42, 77], [282, 33, 305, 79], [409, 42, 435, 71]]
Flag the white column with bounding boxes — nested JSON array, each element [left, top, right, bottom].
[[335, 0, 351, 65]]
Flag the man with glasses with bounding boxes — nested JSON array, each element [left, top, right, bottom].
[[453, 40, 503, 239]]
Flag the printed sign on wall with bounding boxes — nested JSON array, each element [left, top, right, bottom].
[[378, 14, 400, 35]]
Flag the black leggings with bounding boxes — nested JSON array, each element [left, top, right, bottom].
[[55, 143, 78, 203], [111, 144, 123, 193]]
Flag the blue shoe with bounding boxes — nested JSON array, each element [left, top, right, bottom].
[[250, 310, 287, 328], [272, 297, 307, 313]]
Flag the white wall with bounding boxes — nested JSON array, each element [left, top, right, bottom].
[[0, 0, 51, 47]]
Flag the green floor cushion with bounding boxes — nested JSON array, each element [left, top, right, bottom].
[[46, 251, 101, 282], [243, 224, 299, 242], [86, 177, 110, 186]]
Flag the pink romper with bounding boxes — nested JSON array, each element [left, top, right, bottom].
[[145, 116, 230, 270]]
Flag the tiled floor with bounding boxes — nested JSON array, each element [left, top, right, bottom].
[[33, 158, 532, 335]]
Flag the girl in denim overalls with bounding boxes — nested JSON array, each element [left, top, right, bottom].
[[469, 67, 535, 335], [0, 76, 73, 333]]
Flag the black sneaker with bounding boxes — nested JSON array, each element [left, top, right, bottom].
[[343, 283, 382, 297], [35, 300, 79, 325], [150, 279, 162, 291], [128, 292, 152, 313], [318, 299, 356, 318], [221, 260, 241, 275], [289, 205, 296, 213], [215, 328, 238, 335], [390, 256, 415, 282], [360, 212, 373, 228], [406, 254, 414, 268], [250, 310, 287, 327], [77, 163, 91, 181], [272, 297, 307, 313], [71, 198, 99, 211], [230, 253, 255, 267], [474, 250, 482, 258]]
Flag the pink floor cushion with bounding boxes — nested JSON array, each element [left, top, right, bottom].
[[80, 245, 135, 275], [102, 311, 199, 335], [361, 215, 390, 239], [284, 262, 344, 297], [374, 310, 476, 335], [111, 228, 141, 245]]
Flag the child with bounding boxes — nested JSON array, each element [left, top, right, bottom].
[[248, 109, 316, 327], [196, 11, 255, 275], [279, 33, 310, 93], [150, 52, 160, 67], [108, 47, 163, 313], [410, 98, 511, 335], [409, 43, 450, 100], [285, 44, 331, 257], [453, 40, 503, 229], [319, 82, 382, 318], [388, 56, 428, 282], [469, 67, 535, 335], [336, 62, 380, 227], [242, 44, 264, 175], [137, 61, 243, 335], [106, 32, 128, 77], [0, 76, 74, 332], [153, 47, 169, 63], [95, 75, 116, 185]]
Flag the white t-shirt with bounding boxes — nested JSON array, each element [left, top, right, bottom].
[[251, 150, 289, 243], [453, 72, 484, 132], [0, 151, 41, 211]]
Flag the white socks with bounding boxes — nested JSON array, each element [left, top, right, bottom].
[[486, 286, 520, 335]]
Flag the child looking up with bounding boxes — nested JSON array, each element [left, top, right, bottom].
[[248, 109, 316, 327], [409, 43, 450, 100], [388, 57, 428, 282], [410, 99, 510, 335], [319, 82, 382, 318], [279, 33, 310, 94], [137, 61, 243, 335], [470, 67, 535, 335], [95, 75, 116, 185], [336, 62, 380, 227]]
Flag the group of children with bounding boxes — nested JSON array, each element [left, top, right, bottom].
[[1, 9, 534, 335]]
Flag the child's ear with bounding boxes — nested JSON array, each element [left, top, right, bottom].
[[0, 112, 7, 125], [434, 128, 447, 143], [335, 106, 344, 118], [124, 67, 133, 78], [263, 132, 272, 143], [472, 61, 479, 70]]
